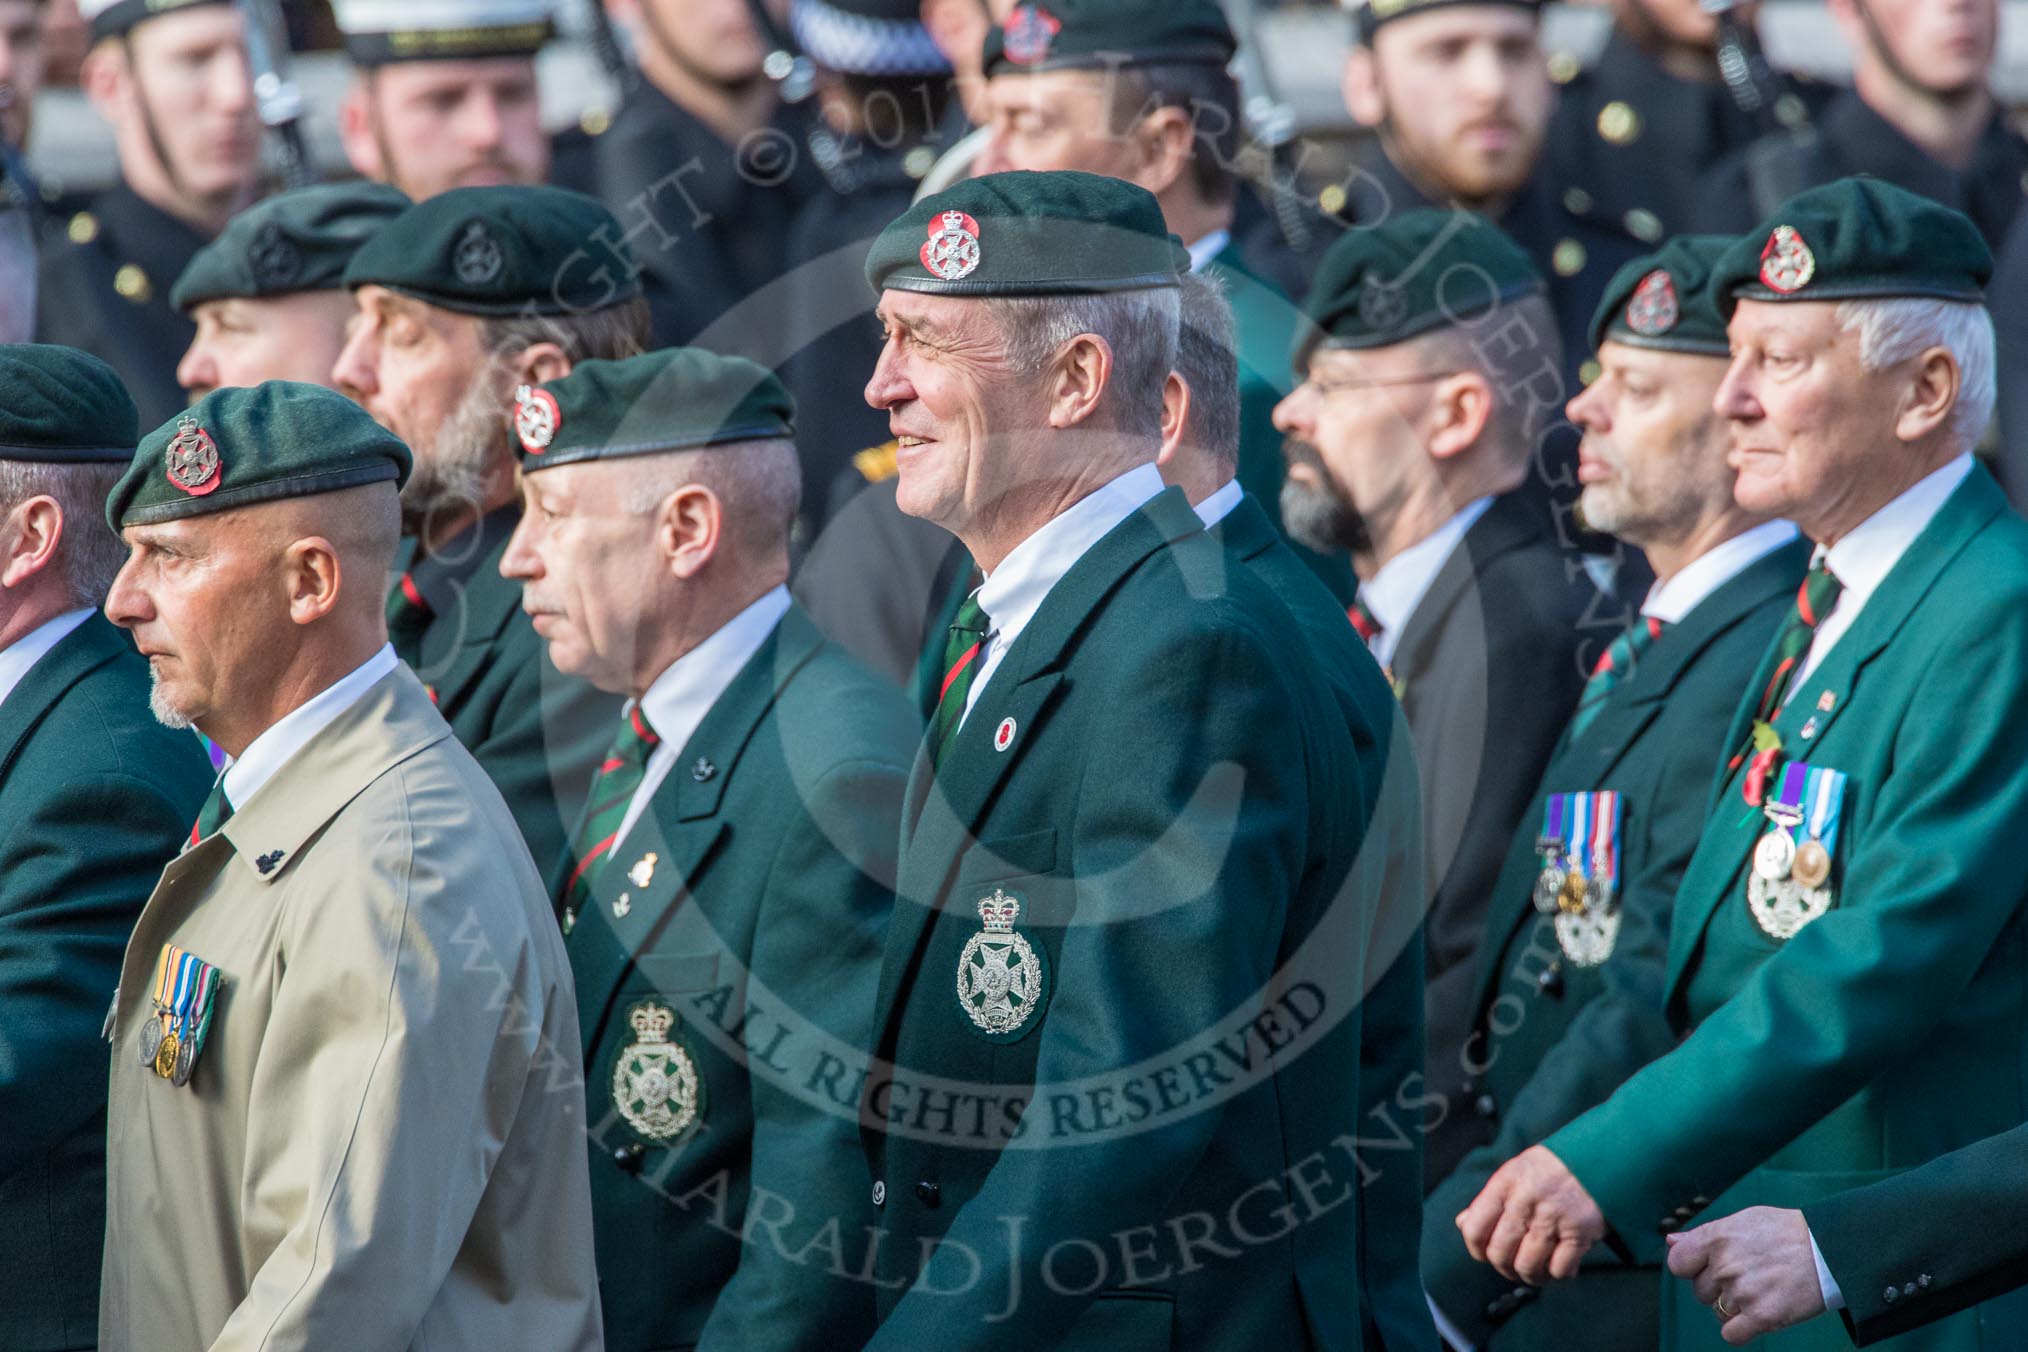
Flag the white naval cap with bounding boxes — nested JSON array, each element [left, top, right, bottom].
[[77, 0, 231, 43], [331, 0, 555, 66]]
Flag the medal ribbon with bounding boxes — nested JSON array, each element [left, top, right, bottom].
[[1568, 793, 1592, 877], [1803, 764, 1847, 856], [1542, 793, 1568, 851], [1589, 791, 1620, 887], [161, 945, 220, 1060], [1771, 761, 1810, 820]]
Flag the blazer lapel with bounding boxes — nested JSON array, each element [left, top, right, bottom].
[[0, 614, 129, 783], [1391, 493, 1546, 686]]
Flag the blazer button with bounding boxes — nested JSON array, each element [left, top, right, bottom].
[[871, 1180, 886, 1207], [1657, 1217, 1680, 1235], [1536, 964, 1565, 998], [1691, 1196, 1710, 1208], [612, 1143, 646, 1175], [1903, 1283, 1919, 1300], [1459, 1077, 1478, 1097], [1918, 1274, 1932, 1289], [915, 1180, 942, 1208], [1474, 1094, 1498, 1119], [1883, 1286, 1899, 1304]]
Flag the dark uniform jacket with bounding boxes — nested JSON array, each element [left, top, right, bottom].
[[0, 613, 211, 1350], [392, 505, 617, 873], [861, 486, 1386, 1350], [1421, 535, 1808, 1350], [562, 605, 914, 1351], [35, 184, 208, 428]]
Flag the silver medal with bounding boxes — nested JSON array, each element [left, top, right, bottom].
[[1556, 908, 1621, 967], [138, 1014, 164, 1067], [1532, 864, 1568, 915], [1747, 872, 1832, 940], [1752, 828, 1797, 882]]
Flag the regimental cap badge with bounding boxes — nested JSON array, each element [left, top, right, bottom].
[[629, 1001, 674, 1043], [164, 415, 221, 496], [921, 210, 983, 282], [249, 221, 302, 291], [1357, 281, 1407, 333], [1625, 268, 1679, 335], [513, 383, 559, 454], [1759, 224, 1816, 294], [1001, 5, 1062, 65], [453, 220, 504, 286], [978, 888, 1020, 931], [612, 998, 702, 1142]]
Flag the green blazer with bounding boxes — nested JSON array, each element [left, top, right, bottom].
[[0, 613, 211, 1350], [1421, 536, 1809, 1349], [1806, 1119, 2028, 1345], [393, 506, 618, 874], [1204, 243, 1356, 604], [563, 606, 915, 1351], [860, 487, 1381, 1350], [1547, 465, 2028, 1350], [1211, 493, 1435, 1352]]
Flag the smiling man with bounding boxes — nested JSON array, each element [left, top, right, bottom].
[[1458, 178, 2028, 1352]]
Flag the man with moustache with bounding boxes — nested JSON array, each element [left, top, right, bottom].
[[1459, 179, 2028, 1352], [173, 182, 410, 399], [1340, 0, 1642, 389], [1419, 237, 1808, 1352], [1272, 209, 1595, 1191], [98, 382, 601, 1351], [333, 0, 559, 204], [37, 0, 260, 426], [0, 345, 212, 1351], [333, 184, 638, 871], [503, 348, 914, 1350]]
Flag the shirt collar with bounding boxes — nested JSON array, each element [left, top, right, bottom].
[[1819, 454, 1974, 604], [1360, 495, 1494, 652], [635, 585, 792, 753], [0, 608, 92, 711], [977, 463, 1167, 639], [1641, 519, 1800, 625], [1193, 478, 1244, 528], [222, 644, 399, 811], [1186, 230, 1232, 274]]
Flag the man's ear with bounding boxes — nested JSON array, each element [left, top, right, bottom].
[[1131, 104, 1197, 198], [0, 496, 63, 589], [1156, 370, 1191, 467], [1895, 346, 1963, 447], [1425, 370, 1496, 461], [1342, 45, 1385, 129], [657, 483, 723, 580], [504, 341, 572, 388], [1047, 333, 1112, 430], [79, 40, 130, 124], [284, 536, 344, 625], [337, 78, 385, 182]]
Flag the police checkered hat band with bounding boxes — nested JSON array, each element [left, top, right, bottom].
[[789, 0, 952, 77]]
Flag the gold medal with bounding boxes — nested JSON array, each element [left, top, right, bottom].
[[1791, 840, 1832, 890], [1557, 871, 1589, 915], [154, 1030, 181, 1080]]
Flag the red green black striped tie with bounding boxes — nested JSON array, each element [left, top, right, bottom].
[[1567, 616, 1664, 741], [931, 592, 990, 767], [386, 571, 433, 668], [1729, 561, 1843, 782], [559, 704, 660, 927], [1348, 595, 1383, 646], [187, 780, 232, 849]]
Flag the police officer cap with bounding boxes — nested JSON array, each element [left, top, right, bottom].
[[344, 184, 641, 317], [77, 0, 230, 43], [1712, 176, 1992, 310], [983, 0, 1235, 76], [331, 0, 554, 65], [1354, 0, 1542, 44], [107, 383, 412, 531], [1590, 235, 1735, 357], [173, 183, 412, 312], [790, 0, 951, 77], [0, 344, 138, 464], [511, 348, 796, 471], [866, 170, 1187, 297]]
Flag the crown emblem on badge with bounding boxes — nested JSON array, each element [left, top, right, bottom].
[[1001, 5, 1061, 65], [921, 210, 983, 281], [1625, 268, 1679, 335], [1759, 224, 1816, 294], [513, 383, 560, 454], [453, 221, 504, 286], [1357, 281, 1407, 332], [978, 889, 1021, 932], [613, 999, 702, 1142], [630, 1002, 675, 1043], [957, 888, 1044, 1035], [164, 415, 221, 496]]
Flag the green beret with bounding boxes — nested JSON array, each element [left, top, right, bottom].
[[1590, 235, 1735, 357], [866, 170, 1187, 297], [106, 383, 412, 531], [343, 185, 641, 317], [1712, 177, 1992, 310], [1355, 0, 1541, 44], [0, 345, 138, 464], [78, 0, 229, 43], [983, 0, 1234, 75], [512, 348, 795, 471], [173, 183, 412, 312], [1296, 208, 1545, 361]]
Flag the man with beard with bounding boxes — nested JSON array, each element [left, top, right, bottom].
[[1340, 0, 1642, 392], [98, 383, 601, 1351], [173, 182, 410, 399], [333, 0, 558, 204], [1546, 0, 1825, 247], [580, 0, 821, 347], [333, 184, 639, 873], [1271, 210, 1595, 1191], [0, 344, 211, 1351], [1695, 0, 2023, 249], [37, 0, 260, 427], [1419, 237, 1808, 1352]]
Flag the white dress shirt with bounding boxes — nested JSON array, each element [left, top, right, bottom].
[[1358, 496, 1494, 669], [610, 585, 792, 855], [221, 644, 398, 811], [1193, 478, 1244, 529], [1641, 520, 1800, 625], [1186, 229, 1232, 275], [0, 607, 91, 711], [966, 463, 1167, 723], [1792, 454, 1973, 693]]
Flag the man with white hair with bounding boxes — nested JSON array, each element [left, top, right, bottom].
[[1458, 178, 2028, 1350]]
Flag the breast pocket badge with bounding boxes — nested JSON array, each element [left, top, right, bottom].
[[956, 888, 1049, 1039], [612, 1000, 703, 1143]]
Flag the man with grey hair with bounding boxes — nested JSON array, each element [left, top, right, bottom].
[[859, 172, 1386, 1346], [332, 184, 642, 873], [1460, 179, 2028, 1351], [0, 343, 211, 1348], [501, 348, 915, 1350]]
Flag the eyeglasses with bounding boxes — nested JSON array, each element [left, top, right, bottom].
[[1294, 369, 1462, 398]]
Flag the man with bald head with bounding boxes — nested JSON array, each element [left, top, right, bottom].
[[98, 383, 601, 1350]]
